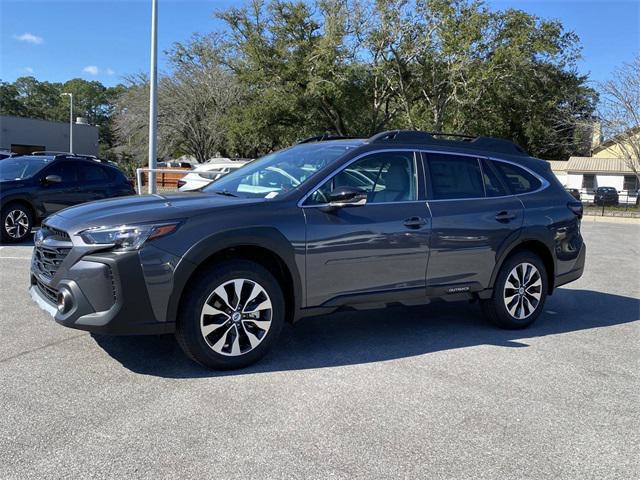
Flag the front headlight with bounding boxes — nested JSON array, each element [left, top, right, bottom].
[[80, 222, 179, 251]]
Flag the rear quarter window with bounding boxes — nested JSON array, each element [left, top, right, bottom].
[[492, 161, 541, 194]]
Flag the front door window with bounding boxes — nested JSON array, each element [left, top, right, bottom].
[[308, 152, 418, 205]]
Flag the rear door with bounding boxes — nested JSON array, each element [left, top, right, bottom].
[[77, 162, 112, 202], [303, 150, 431, 307], [423, 152, 523, 293]]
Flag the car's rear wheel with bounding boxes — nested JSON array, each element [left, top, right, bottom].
[[176, 260, 285, 370], [1, 202, 33, 243], [481, 251, 548, 329]]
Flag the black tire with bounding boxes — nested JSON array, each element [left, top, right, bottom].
[[176, 259, 285, 370], [1, 202, 33, 243], [481, 251, 548, 329]]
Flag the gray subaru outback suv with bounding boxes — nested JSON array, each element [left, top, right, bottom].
[[29, 131, 585, 369]]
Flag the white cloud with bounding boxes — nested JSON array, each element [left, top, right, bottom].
[[82, 65, 99, 75], [24, 67, 34, 73], [106, 68, 115, 76], [14, 32, 44, 45]]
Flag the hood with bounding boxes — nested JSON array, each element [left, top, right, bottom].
[[45, 192, 263, 234]]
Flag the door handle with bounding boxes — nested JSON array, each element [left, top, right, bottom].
[[403, 217, 428, 229], [495, 211, 516, 223]]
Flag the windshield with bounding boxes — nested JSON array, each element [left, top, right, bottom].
[[0, 157, 50, 181], [202, 143, 359, 198]]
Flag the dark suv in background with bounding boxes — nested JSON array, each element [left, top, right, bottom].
[[593, 186, 619, 206], [1, 153, 134, 242], [29, 131, 586, 370]]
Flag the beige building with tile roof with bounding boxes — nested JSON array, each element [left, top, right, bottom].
[[545, 156, 638, 204]]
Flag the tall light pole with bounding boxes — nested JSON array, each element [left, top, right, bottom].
[[60, 92, 73, 153], [147, 0, 158, 194]]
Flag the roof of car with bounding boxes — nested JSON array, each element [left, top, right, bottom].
[[300, 130, 530, 158], [298, 138, 366, 147]]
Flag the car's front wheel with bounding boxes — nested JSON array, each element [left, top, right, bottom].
[[481, 251, 548, 329], [176, 260, 285, 370], [1, 202, 33, 243]]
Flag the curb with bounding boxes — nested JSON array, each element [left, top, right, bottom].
[[582, 215, 640, 224]]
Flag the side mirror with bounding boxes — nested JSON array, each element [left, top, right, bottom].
[[43, 175, 62, 185], [327, 187, 367, 208]]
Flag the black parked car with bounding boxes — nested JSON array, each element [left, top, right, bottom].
[[1, 153, 135, 242], [29, 131, 586, 370], [593, 186, 619, 206]]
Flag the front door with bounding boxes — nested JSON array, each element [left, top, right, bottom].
[[423, 153, 523, 292], [38, 161, 81, 215], [303, 151, 431, 307]]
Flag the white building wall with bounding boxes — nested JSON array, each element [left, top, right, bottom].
[[553, 172, 568, 186], [566, 173, 625, 190], [564, 173, 636, 204], [566, 173, 584, 189]]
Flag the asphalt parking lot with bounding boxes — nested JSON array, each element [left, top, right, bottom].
[[1, 220, 638, 479]]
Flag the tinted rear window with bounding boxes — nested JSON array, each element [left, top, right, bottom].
[[492, 161, 541, 194], [79, 163, 110, 182], [428, 154, 484, 199]]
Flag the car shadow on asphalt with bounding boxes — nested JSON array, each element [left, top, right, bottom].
[[91, 288, 640, 378]]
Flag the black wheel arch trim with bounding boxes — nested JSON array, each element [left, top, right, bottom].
[[1, 195, 37, 219], [166, 226, 303, 325], [489, 228, 556, 293]]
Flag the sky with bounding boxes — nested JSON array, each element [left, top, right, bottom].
[[0, 0, 638, 89]]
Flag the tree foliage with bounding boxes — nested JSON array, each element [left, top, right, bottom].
[[3, 0, 600, 163], [0, 76, 125, 156], [161, 0, 596, 159]]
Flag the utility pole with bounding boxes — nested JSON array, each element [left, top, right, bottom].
[[148, 0, 158, 194], [60, 92, 73, 153]]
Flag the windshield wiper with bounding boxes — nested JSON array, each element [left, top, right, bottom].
[[211, 189, 238, 197]]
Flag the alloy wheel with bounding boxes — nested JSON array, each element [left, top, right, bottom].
[[200, 278, 273, 356], [4, 209, 30, 239], [503, 262, 542, 320]]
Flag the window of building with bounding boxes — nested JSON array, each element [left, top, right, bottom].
[[582, 174, 596, 191], [623, 175, 638, 192]]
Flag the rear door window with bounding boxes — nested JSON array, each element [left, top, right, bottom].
[[492, 161, 541, 194], [481, 159, 509, 197], [427, 154, 484, 200], [79, 163, 110, 183]]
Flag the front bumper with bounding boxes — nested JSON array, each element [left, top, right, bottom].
[[30, 247, 176, 335]]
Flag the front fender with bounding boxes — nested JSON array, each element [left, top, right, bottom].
[[165, 226, 303, 324]]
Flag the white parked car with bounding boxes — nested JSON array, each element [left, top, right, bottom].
[[177, 158, 250, 192]]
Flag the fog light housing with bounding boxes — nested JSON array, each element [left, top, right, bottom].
[[57, 288, 73, 314]]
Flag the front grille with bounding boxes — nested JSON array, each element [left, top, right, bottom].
[[33, 245, 71, 280], [40, 225, 71, 242], [35, 277, 58, 304], [33, 224, 72, 280]]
